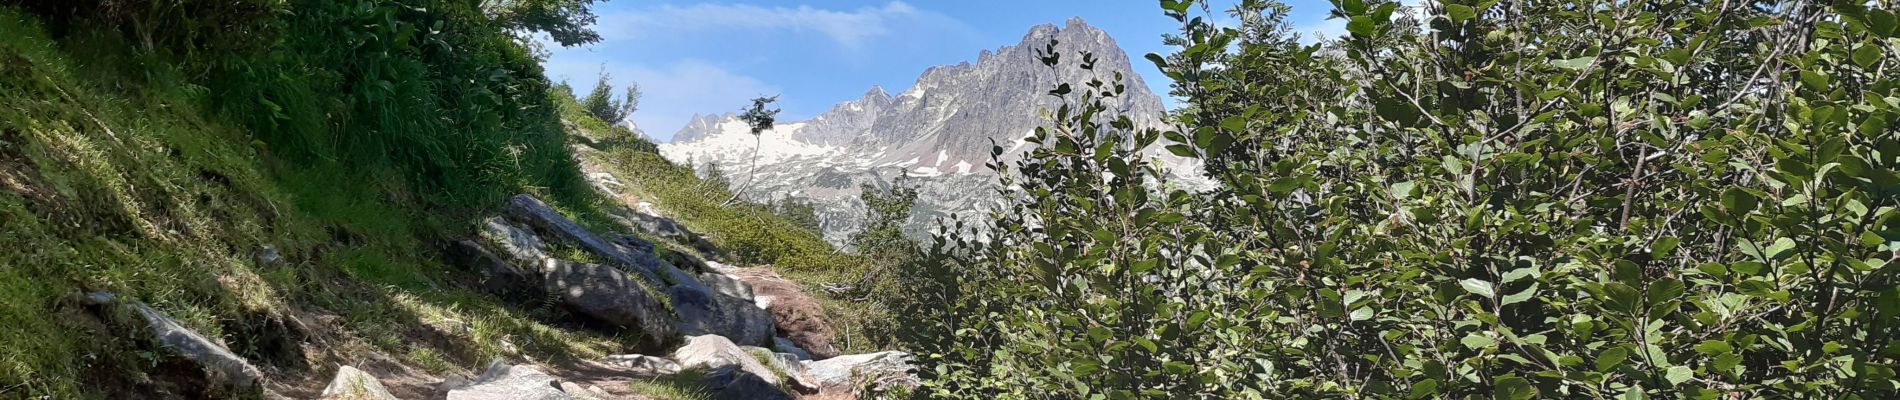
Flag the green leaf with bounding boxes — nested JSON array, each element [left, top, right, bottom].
[[1696, 263, 1728, 277], [1646, 278, 1685, 305], [1347, 16, 1377, 37], [1665, 365, 1694, 386], [1407, 379, 1440, 399], [1596, 346, 1629, 371], [1765, 237, 1797, 260], [1854, 44, 1884, 68], [1461, 278, 1497, 298], [1462, 333, 1496, 349], [1800, 70, 1830, 92], [1350, 307, 1375, 321], [1445, 4, 1477, 23], [1162, 361, 1192, 375], [1390, 181, 1417, 199], [1721, 188, 1758, 214], [1165, 145, 1196, 157], [1871, 10, 1897, 37], [1500, 284, 1539, 306], [1493, 376, 1536, 400], [1694, 340, 1733, 355], [1220, 116, 1247, 132], [1501, 266, 1540, 283], [1603, 283, 1642, 314], [1552, 57, 1594, 70]]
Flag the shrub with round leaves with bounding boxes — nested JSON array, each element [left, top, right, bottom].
[[897, 0, 1900, 398]]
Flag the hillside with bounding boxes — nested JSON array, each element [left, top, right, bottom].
[[659, 18, 1206, 245], [0, 3, 902, 399]]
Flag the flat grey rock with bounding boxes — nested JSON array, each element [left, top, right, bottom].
[[697, 271, 754, 301], [131, 303, 263, 396], [805, 351, 919, 393], [672, 335, 782, 387], [478, 216, 550, 268], [669, 284, 774, 347], [544, 259, 678, 347], [447, 361, 571, 400], [504, 194, 666, 285]]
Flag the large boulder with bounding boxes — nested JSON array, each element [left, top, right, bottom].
[[446, 361, 570, 400], [671, 335, 784, 387], [697, 270, 754, 301], [320, 366, 398, 400], [669, 284, 774, 347], [543, 259, 678, 347], [445, 239, 539, 299], [503, 194, 667, 285], [805, 351, 919, 393], [129, 302, 264, 397]]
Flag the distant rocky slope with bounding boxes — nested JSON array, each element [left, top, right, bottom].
[[661, 18, 1188, 245]]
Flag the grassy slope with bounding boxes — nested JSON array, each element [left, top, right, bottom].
[[0, 5, 886, 397], [0, 7, 636, 398]]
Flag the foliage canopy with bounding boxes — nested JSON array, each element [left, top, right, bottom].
[[898, 0, 1900, 398]]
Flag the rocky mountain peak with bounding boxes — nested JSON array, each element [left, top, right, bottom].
[[661, 19, 1175, 245]]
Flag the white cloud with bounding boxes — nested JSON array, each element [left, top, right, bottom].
[[1296, 17, 1348, 43], [597, 1, 935, 53], [543, 57, 779, 142]]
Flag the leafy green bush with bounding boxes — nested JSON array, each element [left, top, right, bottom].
[[902, 0, 1900, 398]]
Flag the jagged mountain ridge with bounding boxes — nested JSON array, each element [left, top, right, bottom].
[[660, 18, 1175, 245]]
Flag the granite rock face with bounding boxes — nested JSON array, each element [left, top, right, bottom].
[[542, 259, 678, 347], [504, 194, 667, 285], [661, 19, 1198, 246], [446, 361, 570, 400]]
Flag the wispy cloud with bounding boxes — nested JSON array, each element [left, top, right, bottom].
[[597, 1, 947, 53], [543, 57, 780, 141]]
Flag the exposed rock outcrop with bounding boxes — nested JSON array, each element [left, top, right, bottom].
[[128, 302, 265, 397], [542, 259, 678, 347], [805, 351, 919, 394], [670, 335, 804, 399], [446, 361, 570, 400], [669, 284, 775, 347], [445, 239, 539, 299], [671, 335, 788, 387], [504, 194, 666, 285], [661, 19, 1193, 245], [319, 366, 398, 400]]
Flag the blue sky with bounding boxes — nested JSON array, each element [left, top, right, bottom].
[[540, 1, 1345, 142]]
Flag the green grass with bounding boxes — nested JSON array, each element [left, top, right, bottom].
[[0, 5, 632, 398], [624, 367, 714, 400]]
